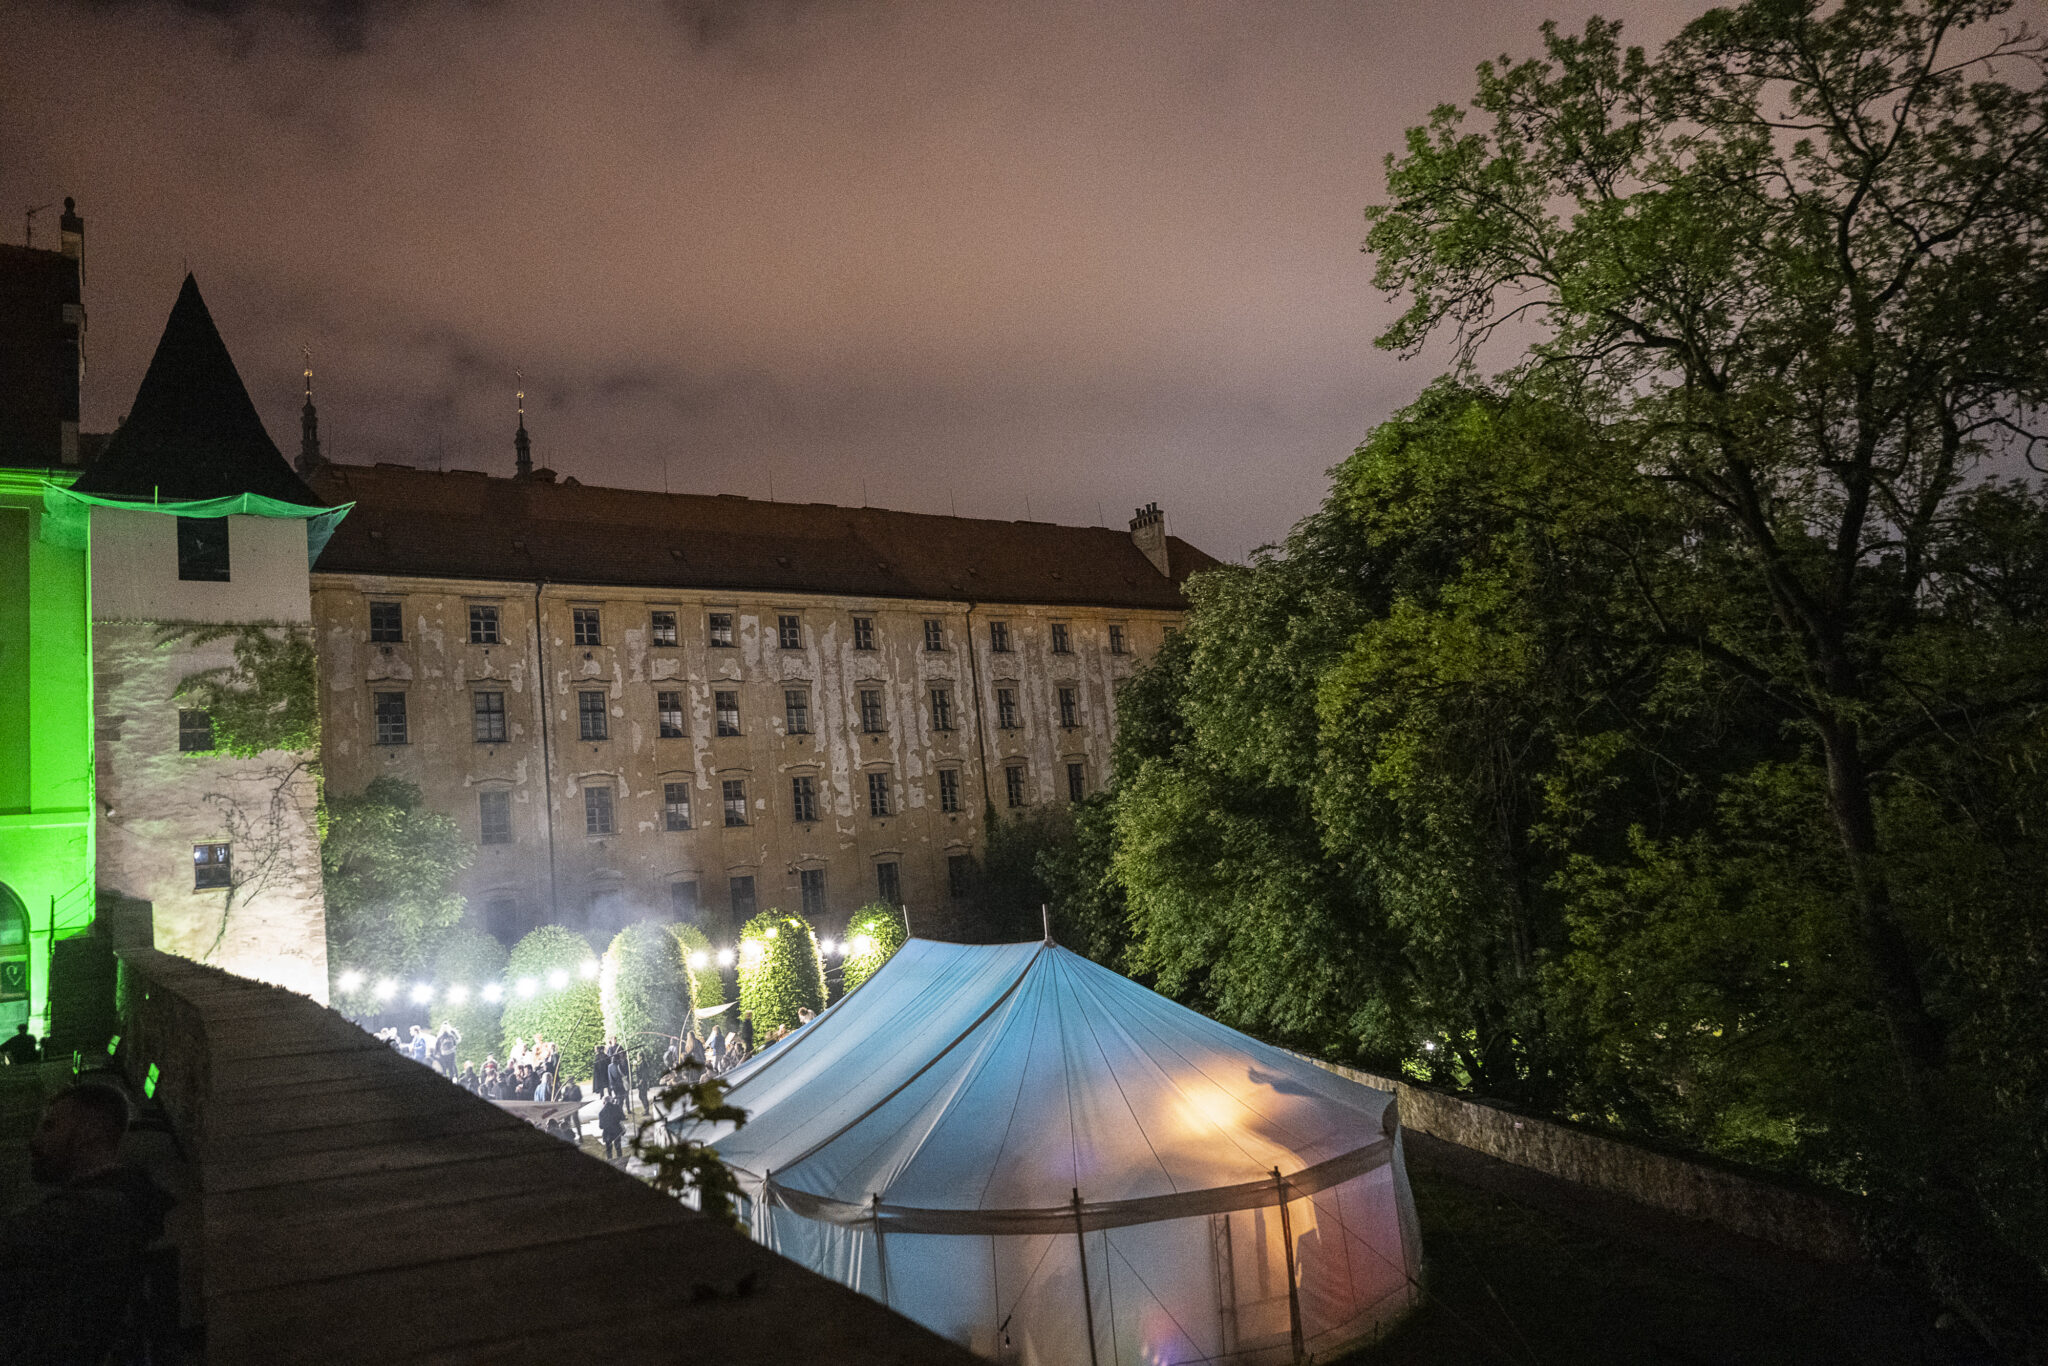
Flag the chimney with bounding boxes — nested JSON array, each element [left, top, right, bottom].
[[1129, 502, 1170, 578]]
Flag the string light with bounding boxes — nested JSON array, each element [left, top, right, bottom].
[[716, 949, 735, 967], [373, 978, 398, 1002], [850, 934, 877, 956], [579, 959, 600, 979], [688, 952, 709, 970], [546, 968, 570, 990], [517, 977, 539, 998], [481, 983, 504, 1004], [409, 983, 433, 1005], [446, 984, 470, 1006], [337, 970, 365, 993]]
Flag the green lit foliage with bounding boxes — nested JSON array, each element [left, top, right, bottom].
[[838, 903, 906, 995], [665, 921, 726, 1012], [602, 920, 698, 1055], [630, 1076, 749, 1228], [429, 927, 507, 1068], [500, 926, 604, 1079], [170, 623, 319, 756], [736, 910, 823, 1033], [322, 778, 470, 982]]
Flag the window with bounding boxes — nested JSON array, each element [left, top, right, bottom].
[[479, 790, 512, 845], [658, 690, 685, 739], [663, 781, 692, 831], [876, 861, 900, 905], [1109, 624, 1128, 656], [650, 610, 678, 647], [670, 881, 699, 922], [1051, 622, 1071, 654], [852, 616, 875, 651], [1058, 686, 1078, 729], [708, 612, 734, 648], [178, 709, 214, 753], [1067, 762, 1086, 803], [867, 771, 891, 818], [193, 842, 231, 890], [584, 785, 615, 836], [859, 688, 885, 733], [923, 618, 945, 651], [1004, 763, 1026, 809], [469, 604, 500, 645], [472, 691, 507, 743], [784, 689, 811, 735], [722, 779, 748, 826], [729, 875, 757, 919], [369, 600, 403, 643], [996, 687, 1019, 730], [938, 768, 961, 814], [578, 690, 609, 741], [948, 854, 972, 899], [778, 614, 802, 650], [175, 517, 229, 582], [486, 896, 523, 943], [572, 607, 602, 646], [791, 775, 818, 823], [374, 692, 408, 745], [929, 686, 954, 732], [800, 868, 826, 918], [989, 620, 1011, 653], [715, 690, 741, 736]]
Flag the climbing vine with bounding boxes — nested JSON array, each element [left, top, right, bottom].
[[167, 623, 319, 757]]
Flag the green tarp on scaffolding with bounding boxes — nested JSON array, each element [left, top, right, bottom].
[[38, 484, 351, 566]]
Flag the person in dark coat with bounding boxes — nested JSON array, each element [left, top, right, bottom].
[[597, 1094, 627, 1160], [0, 1024, 39, 1066], [738, 1013, 755, 1053], [558, 1078, 584, 1141]]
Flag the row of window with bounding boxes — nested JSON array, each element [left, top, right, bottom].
[[365, 600, 1131, 657], [367, 682, 1088, 747], [477, 758, 1086, 846]]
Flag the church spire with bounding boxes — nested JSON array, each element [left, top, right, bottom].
[[297, 345, 325, 477], [513, 371, 532, 479]]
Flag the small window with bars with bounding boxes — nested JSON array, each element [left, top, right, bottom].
[[867, 771, 891, 818], [778, 614, 802, 650], [1050, 622, 1072, 654], [989, 620, 1011, 653], [708, 612, 735, 648], [193, 842, 231, 889], [923, 618, 945, 651], [791, 775, 818, 823], [578, 690, 609, 741], [800, 868, 826, 918], [784, 689, 811, 735], [479, 789, 512, 845], [1109, 624, 1128, 656], [996, 687, 1019, 730], [584, 785, 615, 836], [374, 692, 408, 745], [852, 616, 875, 651], [1004, 764, 1026, 809], [469, 603, 500, 644], [651, 610, 678, 647], [722, 779, 748, 827], [876, 861, 900, 904], [859, 688, 885, 733], [178, 709, 214, 753], [657, 690, 685, 738], [663, 781, 692, 831], [473, 690, 507, 743], [715, 690, 741, 736], [938, 768, 961, 813], [1067, 762, 1086, 803], [369, 600, 403, 643], [1058, 686, 1078, 729], [929, 686, 953, 732], [572, 607, 603, 646]]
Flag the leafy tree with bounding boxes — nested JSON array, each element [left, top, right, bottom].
[[975, 807, 1077, 943], [429, 927, 507, 1069], [499, 926, 604, 1079], [630, 1076, 749, 1227], [736, 910, 824, 1033], [838, 903, 907, 994], [322, 778, 470, 984], [666, 921, 727, 1014], [602, 920, 697, 1055]]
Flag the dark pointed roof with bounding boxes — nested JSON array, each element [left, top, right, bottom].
[[73, 275, 324, 505]]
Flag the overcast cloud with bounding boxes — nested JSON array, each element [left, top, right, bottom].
[[3, 0, 1723, 560]]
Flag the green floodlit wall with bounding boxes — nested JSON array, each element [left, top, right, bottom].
[[0, 467, 93, 1034]]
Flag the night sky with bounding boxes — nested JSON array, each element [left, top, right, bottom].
[[5, 0, 1714, 561]]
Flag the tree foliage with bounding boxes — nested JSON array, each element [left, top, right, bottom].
[[321, 778, 470, 983], [499, 926, 604, 1078], [736, 910, 824, 1033], [839, 903, 907, 994], [666, 921, 726, 1013], [602, 920, 698, 1054], [170, 623, 320, 757], [429, 927, 507, 1068]]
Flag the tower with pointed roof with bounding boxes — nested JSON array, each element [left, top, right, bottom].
[[297, 347, 324, 477], [513, 375, 532, 479], [71, 275, 339, 1001]]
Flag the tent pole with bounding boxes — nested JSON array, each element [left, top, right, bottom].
[[1072, 1188, 1101, 1366], [873, 1192, 891, 1309], [1274, 1168, 1304, 1365]]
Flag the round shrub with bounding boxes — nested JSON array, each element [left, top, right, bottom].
[[500, 926, 604, 1081], [839, 903, 908, 996], [602, 920, 698, 1055], [428, 926, 508, 1068], [737, 910, 824, 1034], [666, 921, 727, 1013]]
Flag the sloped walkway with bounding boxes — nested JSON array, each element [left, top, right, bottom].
[[117, 945, 977, 1366]]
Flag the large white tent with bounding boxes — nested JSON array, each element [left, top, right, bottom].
[[709, 937, 1421, 1364]]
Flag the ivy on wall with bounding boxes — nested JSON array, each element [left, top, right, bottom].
[[167, 623, 319, 757], [736, 910, 824, 1034]]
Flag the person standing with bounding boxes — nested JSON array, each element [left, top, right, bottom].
[[738, 1013, 755, 1055], [435, 1025, 459, 1079], [0, 1023, 39, 1066], [598, 1093, 627, 1161], [558, 1078, 584, 1142], [532, 1069, 552, 1104]]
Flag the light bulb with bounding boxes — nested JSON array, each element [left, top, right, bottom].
[[337, 970, 365, 993], [516, 977, 539, 998]]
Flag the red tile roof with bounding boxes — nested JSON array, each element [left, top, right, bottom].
[[308, 463, 1217, 610]]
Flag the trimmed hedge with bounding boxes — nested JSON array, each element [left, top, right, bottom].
[[666, 921, 727, 1013], [839, 903, 908, 996], [428, 926, 508, 1068], [499, 926, 604, 1080], [602, 920, 698, 1054], [737, 909, 824, 1033]]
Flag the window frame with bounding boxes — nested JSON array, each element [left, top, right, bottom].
[[1004, 763, 1026, 809], [708, 611, 735, 648], [799, 867, 826, 918], [1058, 685, 1078, 730], [790, 774, 818, 824], [852, 616, 876, 651], [929, 685, 954, 732], [722, 778, 749, 827], [577, 689, 609, 741], [175, 516, 230, 582], [650, 609, 678, 648], [583, 784, 616, 837], [777, 614, 803, 650], [468, 603, 501, 645], [923, 618, 945, 652], [784, 688, 811, 736], [473, 689, 508, 744], [1050, 622, 1072, 655], [859, 687, 886, 734], [479, 789, 513, 845], [729, 874, 757, 919], [938, 767, 962, 814], [1067, 761, 1086, 803], [373, 691, 409, 746], [876, 860, 901, 905], [996, 686, 1019, 731], [663, 781, 693, 831], [867, 770, 892, 818], [368, 600, 404, 643], [177, 709, 214, 754], [572, 607, 603, 647], [657, 689, 686, 739], [714, 690, 741, 737], [989, 619, 1012, 653], [1109, 623, 1128, 656], [947, 853, 972, 899], [193, 842, 232, 890]]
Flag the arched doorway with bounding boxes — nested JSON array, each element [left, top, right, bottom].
[[0, 882, 30, 1032]]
